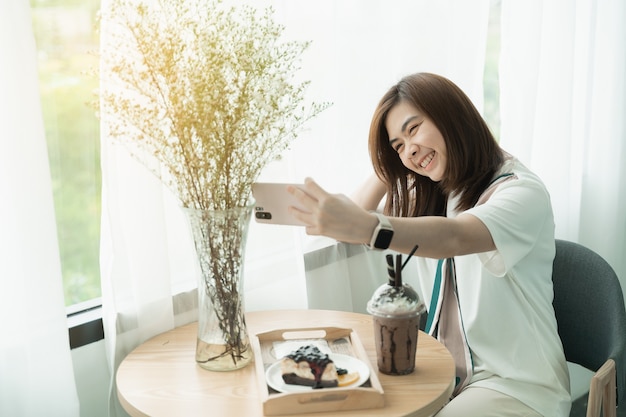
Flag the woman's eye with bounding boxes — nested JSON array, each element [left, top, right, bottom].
[[409, 123, 421, 135], [393, 143, 403, 153]]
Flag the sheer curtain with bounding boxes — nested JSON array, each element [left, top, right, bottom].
[[0, 2, 80, 417], [499, 0, 626, 291], [100, 0, 490, 415]]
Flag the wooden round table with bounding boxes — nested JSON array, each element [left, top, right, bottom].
[[117, 309, 454, 417]]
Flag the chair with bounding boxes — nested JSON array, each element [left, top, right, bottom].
[[552, 239, 626, 417]]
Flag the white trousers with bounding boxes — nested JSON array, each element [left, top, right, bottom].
[[433, 387, 543, 417]]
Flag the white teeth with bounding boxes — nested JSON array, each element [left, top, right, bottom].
[[420, 152, 434, 168]]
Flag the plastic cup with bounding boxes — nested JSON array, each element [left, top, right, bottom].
[[367, 280, 425, 375]]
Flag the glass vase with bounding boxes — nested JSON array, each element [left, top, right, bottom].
[[184, 204, 253, 371]]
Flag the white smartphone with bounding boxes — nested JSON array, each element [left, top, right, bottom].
[[251, 182, 307, 226]]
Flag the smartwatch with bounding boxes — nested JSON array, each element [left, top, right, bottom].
[[368, 213, 394, 250]]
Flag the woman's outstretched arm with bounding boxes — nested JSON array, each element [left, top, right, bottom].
[[288, 177, 495, 259]]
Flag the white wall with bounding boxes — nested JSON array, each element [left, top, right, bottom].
[[71, 340, 127, 417]]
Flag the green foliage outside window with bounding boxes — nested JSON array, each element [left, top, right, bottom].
[[31, 0, 101, 306]]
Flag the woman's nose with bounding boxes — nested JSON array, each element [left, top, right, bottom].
[[405, 142, 419, 158]]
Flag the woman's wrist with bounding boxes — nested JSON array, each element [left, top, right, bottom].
[[365, 212, 394, 250]]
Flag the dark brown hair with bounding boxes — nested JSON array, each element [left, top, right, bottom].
[[368, 72, 504, 217]]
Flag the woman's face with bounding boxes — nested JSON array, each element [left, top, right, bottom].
[[385, 100, 447, 182]]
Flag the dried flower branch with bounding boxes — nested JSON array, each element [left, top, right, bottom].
[[99, 0, 329, 210]]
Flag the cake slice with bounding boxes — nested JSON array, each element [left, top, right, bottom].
[[280, 345, 339, 389]]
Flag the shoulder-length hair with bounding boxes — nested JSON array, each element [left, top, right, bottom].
[[368, 72, 504, 217]]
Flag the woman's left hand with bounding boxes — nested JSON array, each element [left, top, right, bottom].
[[287, 178, 377, 245]]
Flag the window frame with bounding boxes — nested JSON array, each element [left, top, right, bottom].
[[67, 299, 104, 348]]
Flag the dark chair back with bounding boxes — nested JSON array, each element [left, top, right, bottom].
[[552, 239, 626, 403]]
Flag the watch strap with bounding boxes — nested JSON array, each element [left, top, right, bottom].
[[368, 212, 394, 250]]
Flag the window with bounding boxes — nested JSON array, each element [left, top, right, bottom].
[[31, 0, 102, 307]]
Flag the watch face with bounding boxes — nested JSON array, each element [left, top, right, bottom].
[[374, 229, 394, 249]]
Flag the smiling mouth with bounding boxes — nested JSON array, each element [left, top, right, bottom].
[[419, 152, 435, 169]]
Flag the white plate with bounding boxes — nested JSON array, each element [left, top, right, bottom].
[[266, 353, 370, 393]]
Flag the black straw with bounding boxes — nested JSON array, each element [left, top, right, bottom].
[[386, 245, 419, 287], [395, 254, 402, 287], [386, 254, 395, 285], [386, 254, 395, 278], [401, 244, 419, 271]]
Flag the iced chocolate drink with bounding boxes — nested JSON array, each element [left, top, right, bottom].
[[367, 261, 425, 375]]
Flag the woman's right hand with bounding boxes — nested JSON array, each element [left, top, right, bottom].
[[287, 178, 378, 245]]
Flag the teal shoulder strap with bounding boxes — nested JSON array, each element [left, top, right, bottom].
[[425, 258, 444, 333]]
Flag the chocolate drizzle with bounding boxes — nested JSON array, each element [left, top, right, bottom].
[[284, 345, 335, 389]]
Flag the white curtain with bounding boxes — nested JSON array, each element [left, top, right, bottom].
[[0, 2, 80, 417], [99, 0, 490, 415], [499, 0, 626, 291], [100, 143, 201, 416], [99, 6, 201, 417]]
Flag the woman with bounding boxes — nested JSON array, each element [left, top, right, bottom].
[[287, 73, 571, 416]]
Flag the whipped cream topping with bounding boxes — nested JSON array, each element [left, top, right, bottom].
[[367, 284, 425, 317]]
